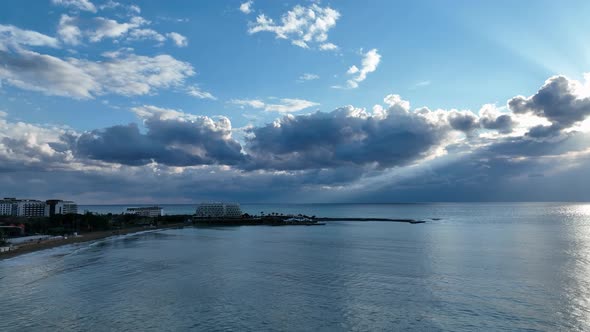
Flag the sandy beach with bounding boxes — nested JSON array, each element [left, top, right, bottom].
[[0, 223, 187, 261]]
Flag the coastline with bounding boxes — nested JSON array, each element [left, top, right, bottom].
[[0, 223, 186, 261], [1, 216, 427, 261]]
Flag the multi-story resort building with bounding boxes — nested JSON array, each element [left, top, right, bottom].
[[195, 202, 242, 218], [46, 200, 79, 216], [0, 198, 18, 216], [0, 198, 78, 217], [126, 206, 163, 217], [16, 200, 48, 217]]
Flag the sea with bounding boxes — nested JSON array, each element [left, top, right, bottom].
[[1, 203, 590, 331]]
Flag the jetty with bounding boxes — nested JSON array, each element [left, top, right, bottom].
[[191, 216, 426, 226], [315, 217, 426, 224]]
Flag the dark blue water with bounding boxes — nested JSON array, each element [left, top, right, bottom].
[[1, 203, 590, 331]]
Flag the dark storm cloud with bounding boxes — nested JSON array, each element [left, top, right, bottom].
[[245, 105, 449, 170], [509, 75, 590, 135]]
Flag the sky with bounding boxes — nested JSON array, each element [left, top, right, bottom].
[[1, 0, 590, 203]]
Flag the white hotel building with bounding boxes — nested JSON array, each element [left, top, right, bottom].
[[195, 203, 242, 218], [126, 206, 163, 217], [0, 198, 78, 217]]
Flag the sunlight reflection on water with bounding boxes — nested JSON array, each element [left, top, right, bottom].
[[2, 203, 590, 331]]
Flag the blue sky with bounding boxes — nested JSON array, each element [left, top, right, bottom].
[[1, 0, 590, 203]]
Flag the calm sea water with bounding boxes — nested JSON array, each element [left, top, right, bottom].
[[1, 203, 590, 331]]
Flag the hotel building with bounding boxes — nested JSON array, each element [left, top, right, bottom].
[[195, 202, 242, 218]]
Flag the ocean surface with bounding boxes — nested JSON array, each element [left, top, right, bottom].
[[1, 203, 590, 331]]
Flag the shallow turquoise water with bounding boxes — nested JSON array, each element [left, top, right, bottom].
[[2, 203, 590, 331]]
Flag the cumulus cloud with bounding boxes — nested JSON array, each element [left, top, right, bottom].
[[334, 49, 381, 89], [231, 98, 319, 113], [0, 115, 74, 170], [51, 0, 97, 13], [447, 110, 479, 132], [245, 96, 451, 170], [479, 104, 516, 133], [508, 75, 590, 137], [247, 4, 340, 50], [0, 48, 194, 99], [71, 105, 245, 167], [3, 73, 590, 202], [239, 1, 253, 14]]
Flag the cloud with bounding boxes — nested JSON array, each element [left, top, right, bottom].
[[319, 42, 338, 51], [128, 28, 166, 43], [0, 48, 194, 99], [3, 73, 590, 202], [334, 49, 381, 89], [245, 96, 452, 170], [71, 105, 245, 167], [187, 86, 216, 100], [239, 1, 253, 14], [447, 110, 479, 132], [0, 24, 60, 50], [247, 4, 340, 50], [51, 0, 97, 13], [57, 15, 184, 46], [99, 0, 141, 14], [508, 74, 590, 137], [167, 32, 188, 47], [56, 15, 82, 45], [479, 104, 516, 134], [411, 80, 431, 89], [231, 98, 319, 113], [297, 73, 319, 82], [57, 15, 148, 44]]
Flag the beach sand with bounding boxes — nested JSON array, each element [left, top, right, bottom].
[[0, 223, 187, 261]]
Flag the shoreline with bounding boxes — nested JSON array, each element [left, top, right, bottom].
[[0, 223, 186, 261], [1, 216, 428, 261]]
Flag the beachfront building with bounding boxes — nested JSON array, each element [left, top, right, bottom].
[[0, 198, 78, 217], [46, 200, 79, 216], [16, 200, 48, 217], [0, 198, 18, 216], [126, 206, 163, 217], [195, 202, 242, 218]]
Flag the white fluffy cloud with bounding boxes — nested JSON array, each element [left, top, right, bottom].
[[347, 49, 381, 88], [333, 49, 381, 89], [231, 98, 319, 113], [51, 0, 97, 13], [239, 1, 253, 14], [247, 4, 340, 50]]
